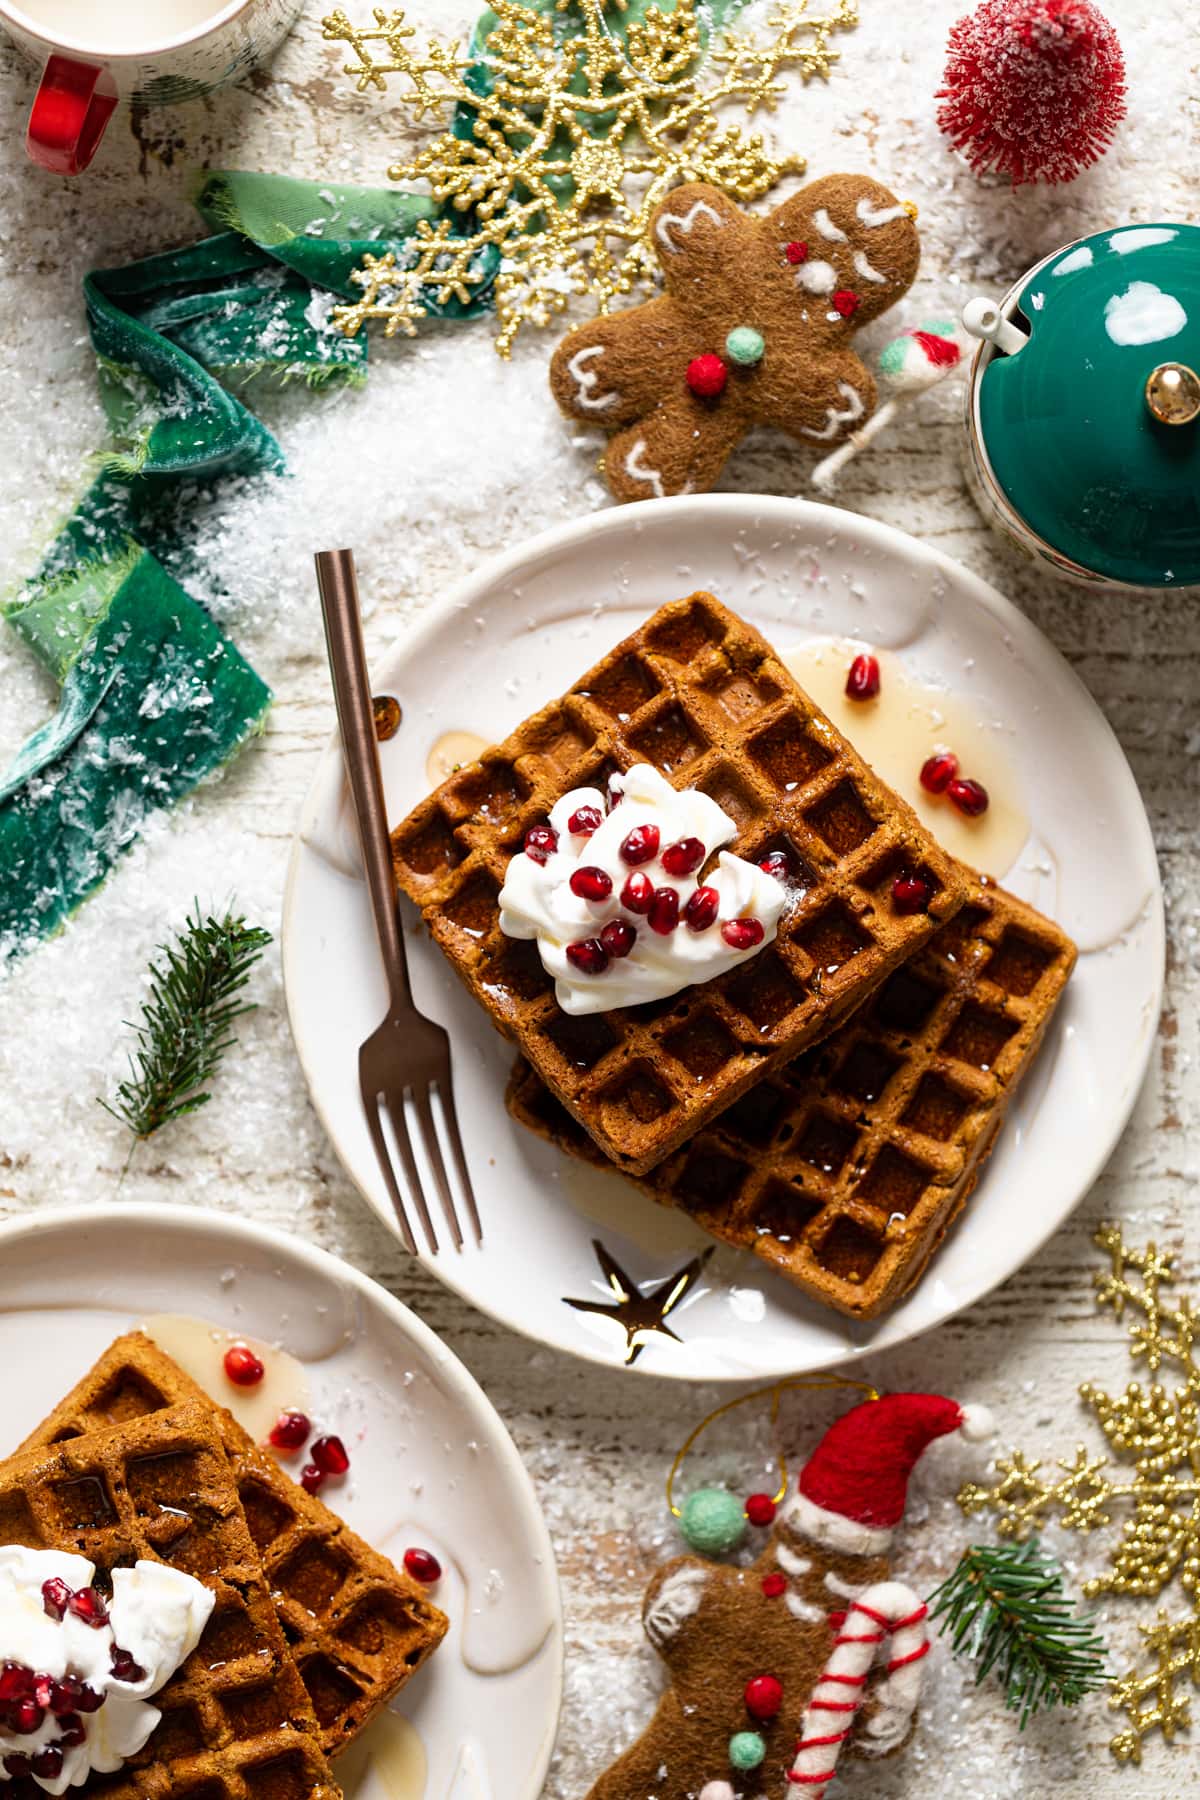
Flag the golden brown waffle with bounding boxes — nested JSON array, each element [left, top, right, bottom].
[[507, 874, 1076, 1319], [392, 593, 968, 1175], [0, 1401, 341, 1800], [20, 1333, 448, 1759]]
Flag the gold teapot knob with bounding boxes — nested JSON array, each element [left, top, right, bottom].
[[1145, 362, 1200, 426]]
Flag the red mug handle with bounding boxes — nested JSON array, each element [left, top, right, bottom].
[[27, 54, 117, 174]]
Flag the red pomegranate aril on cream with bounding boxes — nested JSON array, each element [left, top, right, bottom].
[[223, 1343, 265, 1388], [919, 750, 958, 794], [648, 888, 681, 935], [620, 872, 653, 914], [567, 804, 603, 836], [569, 866, 613, 902], [892, 873, 931, 915], [31, 1746, 63, 1779], [721, 917, 764, 950], [661, 837, 705, 877], [403, 1547, 442, 1584], [269, 1409, 311, 1452], [110, 1648, 145, 1684], [759, 849, 791, 882], [523, 823, 558, 864], [67, 1588, 108, 1629], [600, 919, 636, 958], [566, 937, 609, 975], [58, 1716, 86, 1748], [11, 1698, 42, 1735], [0, 1667, 33, 1704], [845, 653, 880, 701], [619, 823, 660, 865], [41, 1578, 71, 1622], [947, 776, 989, 817], [684, 886, 720, 932]]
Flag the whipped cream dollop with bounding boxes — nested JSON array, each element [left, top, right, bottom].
[[498, 764, 786, 1015], [0, 1546, 214, 1795]]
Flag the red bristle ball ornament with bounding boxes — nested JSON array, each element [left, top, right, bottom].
[[936, 0, 1126, 187]]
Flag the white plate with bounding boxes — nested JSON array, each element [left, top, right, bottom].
[[0, 1204, 562, 1799], [284, 495, 1164, 1381]]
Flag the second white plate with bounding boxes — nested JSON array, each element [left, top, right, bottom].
[[284, 495, 1163, 1380]]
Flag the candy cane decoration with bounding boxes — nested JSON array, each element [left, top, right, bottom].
[[786, 1580, 930, 1792], [810, 319, 969, 493]]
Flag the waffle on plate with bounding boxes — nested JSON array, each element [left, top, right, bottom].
[[19, 1332, 448, 1761], [392, 593, 969, 1175], [507, 874, 1076, 1319], [0, 1401, 340, 1800]]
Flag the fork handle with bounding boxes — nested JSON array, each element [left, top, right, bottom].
[[315, 548, 413, 1013]]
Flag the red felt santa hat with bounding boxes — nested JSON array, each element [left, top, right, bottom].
[[783, 1392, 993, 1555]]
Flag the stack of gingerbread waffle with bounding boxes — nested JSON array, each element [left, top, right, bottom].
[[392, 593, 1076, 1320], [0, 1331, 447, 1798]]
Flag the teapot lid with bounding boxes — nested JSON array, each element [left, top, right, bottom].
[[974, 224, 1200, 588]]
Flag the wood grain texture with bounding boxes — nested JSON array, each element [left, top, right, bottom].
[[0, 1, 1197, 1793]]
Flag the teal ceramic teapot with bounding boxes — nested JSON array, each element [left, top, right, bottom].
[[963, 223, 1200, 589]]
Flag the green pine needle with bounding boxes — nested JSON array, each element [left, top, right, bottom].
[[929, 1540, 1110, 1728], [100, 904, 272, 1143]]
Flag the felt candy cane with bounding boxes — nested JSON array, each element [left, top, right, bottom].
[[787, 1579, 930, 1791], [811, 319, 970, 493]]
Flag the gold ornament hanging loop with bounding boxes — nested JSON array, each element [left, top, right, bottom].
[[666, 1373, 878, 1518]]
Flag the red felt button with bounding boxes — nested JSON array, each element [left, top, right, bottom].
[[784, 240, 808, 264], [761, 1572, 787, 1598], [744, 1674, 783, 1720], [832, 290, 861, 318], [744, 1492, 777, 1527], [686, 353, 728, 399]]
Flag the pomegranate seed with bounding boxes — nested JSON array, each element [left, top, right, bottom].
[[947, 776, 989, 817], [619, 823, 660, 866], [683, 886, 720, 932], [845, 652, 880, 701], [110, 1648, 145, 1684], [68, 1682, 103, 1716], [523, 823, 558, 865], [784, 240, 808, 264], [567, 805, 603, 836], [721, 917, 764, 951], [647, 888, 680, 935], [269, 1409, 311, 1452], [57, 1715, 86, 1748], [41, 1577, 71, 1621], [892, 873, 931, 915], [300, 1464, 326, 1494], [0, 1668, 33, 1705], [310, 1435, 350, 1477], [3, 1755, 32, 1779], [33, 1676, 54, 1710], [32, 1746, 64, 1779], [565, 937, 609, 975], [47, 1681, 79, 1718], [599, 919, 636, 959], [67, 1588, 108, 1629], [11, 1698, 43, 1735], [606, 776, 624, 811], [661, 837, 705, 878], [919, 750, 958, 794], [403, 1547, 442, 1584], [620, 872, 653, 914], [569, 865, 613, 902], [761, 1572, 787, 1598], [744, 1492, 777, 1527], [223, 1343, 265, 1387], [759, 849, 791, 882]]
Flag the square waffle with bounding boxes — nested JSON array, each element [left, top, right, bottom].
[[507, 873, 1076, 1319], [391, 593, 969, 1175], [0, 1400, 340, 1800], [19, 1333, 448, 1760]]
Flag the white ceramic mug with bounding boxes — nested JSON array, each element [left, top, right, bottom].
[[1, 0, 303, 174]]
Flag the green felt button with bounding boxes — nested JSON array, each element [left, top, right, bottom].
[[725, 326, 765, 366]]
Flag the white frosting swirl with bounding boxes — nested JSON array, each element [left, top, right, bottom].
[[497, 764, 785, 1015], [0, 1546, 214, 1795]]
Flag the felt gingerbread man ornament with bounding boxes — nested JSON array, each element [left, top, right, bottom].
[[550, 173, 920, 503], [584, 1393, 992, 1800]]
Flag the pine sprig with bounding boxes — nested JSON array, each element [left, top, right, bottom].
[[101, 905, 272, 1143], [929, 1540, 1110, 1727]]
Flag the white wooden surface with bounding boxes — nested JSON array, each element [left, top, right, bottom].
[[0, 1, 1197, 1793]]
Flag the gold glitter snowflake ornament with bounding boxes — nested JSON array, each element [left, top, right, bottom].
[[323, 0, 857, 354], [961, 1225, 1200, 1764]]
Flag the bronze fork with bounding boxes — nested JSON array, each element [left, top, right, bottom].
[[315, 548, 482, 1255]]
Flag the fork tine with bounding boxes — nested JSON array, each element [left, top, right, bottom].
[[360, 1086, 418, 1256], [381, 1087, 440, 1256], [437, 1080, 483, 1246], [413, 1090, 464, 1253]]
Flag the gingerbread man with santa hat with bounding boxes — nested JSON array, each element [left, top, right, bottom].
[[583, 1392, 992, 1799]]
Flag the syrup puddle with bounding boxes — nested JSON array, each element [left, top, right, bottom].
[[781, 639, 1029, 878], [426, 730, 490, 789], [338, 1712, 427, 1799], [141, 1314, 311, 1446]]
